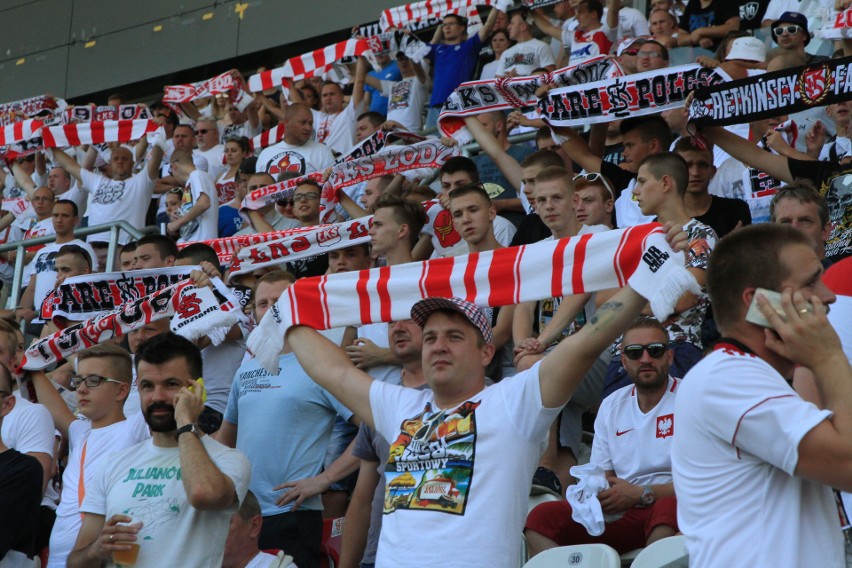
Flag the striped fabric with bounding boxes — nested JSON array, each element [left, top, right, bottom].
[[379, 0, 512, 30], [41, 119, 159, 148], [247, 38, 375, 92], [0, 119, 43, 146], [247, 223, 702, 373]]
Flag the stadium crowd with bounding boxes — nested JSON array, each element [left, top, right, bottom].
[[2, 0, 852, 566]]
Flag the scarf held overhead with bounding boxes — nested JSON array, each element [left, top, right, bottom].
[[40, 119, 160, 148], [438, 56, 623, 141], [247, 223, 701, 373], [247, 39, 378, 91], [23, 277, 240, 370], [242, 139, 460, 223], [689, 56, 852, 127], [229, 216, 373, 279], [379, 0, 513, 30], [40, 266, 199, 325], [538, 64, 721, 128], [0, 95, 66, 126]]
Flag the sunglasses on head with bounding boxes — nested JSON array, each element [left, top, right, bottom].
[[623, 343, 668, 360], [573, 172, 615, 198], [773, 24, 801, 36]]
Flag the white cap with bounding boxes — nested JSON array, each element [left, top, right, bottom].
[[725, 37, 766, 63]]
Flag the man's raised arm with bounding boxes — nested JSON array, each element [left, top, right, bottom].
[[701, 125, 794, 183], [538, 286, 647, 408], [285, 326, 375, 427]]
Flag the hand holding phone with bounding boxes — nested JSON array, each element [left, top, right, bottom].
[[745, 288, 813, 329]]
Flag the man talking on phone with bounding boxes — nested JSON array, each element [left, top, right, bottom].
[[68, 334, 251, 568], [672, 223, 851, 567]]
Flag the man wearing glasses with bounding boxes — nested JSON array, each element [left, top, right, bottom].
[[769, 12, 828, 66], [525, 316, 679, 557], [27, 344, 149, 568]]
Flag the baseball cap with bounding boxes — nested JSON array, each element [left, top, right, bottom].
[[771, 11, 810, 45], [410, 297, 494, 345], [725, 36, 766, 63], [616, 36, 647, 56]]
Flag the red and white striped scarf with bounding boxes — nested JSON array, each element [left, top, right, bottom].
[[247, 223, 701, 373], [23, 277, 240, 370], [0, 119, 43, 146], [229, 216, 372, 279], [247, 39, 376, 92], [438, 56, 623, 142], [379, 0, 512, 30], [249, 124, 287, 152], [41, 119, 159, 148]]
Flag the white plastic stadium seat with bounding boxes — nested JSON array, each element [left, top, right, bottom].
[[629, 535, 688, 568], [523, 544, 621, 568]]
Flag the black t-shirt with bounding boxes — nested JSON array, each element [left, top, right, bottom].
[[510, 213, 551, 247], [738, 0, 769, 30], [787, 157, 852, 260], [0, 449, 43, 560], [599, 160, 635, 199], [679, 0, 740, 49], [286, 253, 329, 280], [695, 195, 752, 238]]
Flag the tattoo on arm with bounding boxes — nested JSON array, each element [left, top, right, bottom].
[[588, 301, 624, 327]]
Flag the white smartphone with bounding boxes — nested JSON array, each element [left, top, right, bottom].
[[745, 288, 813, 329]]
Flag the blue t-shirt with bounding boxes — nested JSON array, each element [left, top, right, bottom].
[[366, 61, 402, 115], [428, 35, 482, 107], [218, 205, 243, 238], [223, 354, 353, 516]]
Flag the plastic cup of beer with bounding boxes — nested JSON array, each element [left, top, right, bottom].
[[112, 543, 140, 566]]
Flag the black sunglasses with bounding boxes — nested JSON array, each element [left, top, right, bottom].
[[623, 343, 668, 360]]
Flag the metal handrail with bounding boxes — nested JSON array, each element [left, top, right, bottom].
[[1, 221, 156, 310]]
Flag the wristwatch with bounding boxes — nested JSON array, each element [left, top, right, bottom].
[[640, 485, 656, 507], [175, 423, 200, 441]]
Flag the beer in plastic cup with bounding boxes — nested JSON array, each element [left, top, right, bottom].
[[112, 542, 140, 566]]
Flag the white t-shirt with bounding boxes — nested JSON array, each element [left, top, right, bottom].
[[591, 377, 678, 486], [382, 77, 427, 132], [79, 168, 156, 244], [614, 179, 655, 228], [81, 436, 251, 568], [255, 139, 335, 176], [495, 38, 555, 77], [198, 145, 227, 183], [47, 415, 150, 568], [177, 170, 219, 243], [245, 551, 296, 568], [1, 396, 56, 509], [672, 344, 844, 567], [563, 25, 616, 66], [421, 200, 516, 258], [312, 99, 365, 156], [358, 323, 400, 385], [602, 6, 650, 44], [8, 216, 54, 246], [219, 121, 261, 142], [24, 239, 99, 315], [369, 361, 559, 568]]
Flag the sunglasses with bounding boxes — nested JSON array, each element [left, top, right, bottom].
[[623, 48, 640, 56], [623, 343, 668, 360], [773, 24, 801, 36], [277, 199, 294, 207], [69, 374, 124, 391], [573, 172, 615, 198], [196, 129, 213, 135]]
